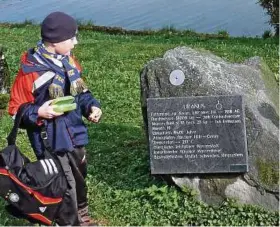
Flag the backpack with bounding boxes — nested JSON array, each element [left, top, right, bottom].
[[0, 104, 74, 225]]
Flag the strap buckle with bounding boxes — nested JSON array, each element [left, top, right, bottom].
[[41, 131, 48, 140]]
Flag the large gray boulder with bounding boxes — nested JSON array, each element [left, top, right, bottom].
[[140, 47, 279, 210]]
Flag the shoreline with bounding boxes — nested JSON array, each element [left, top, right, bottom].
[[0, 21, 275, 40]]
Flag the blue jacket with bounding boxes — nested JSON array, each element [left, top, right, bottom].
[[8, 49, 100, 157]]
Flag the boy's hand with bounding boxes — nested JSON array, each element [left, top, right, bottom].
[[38, 100, 63, 119], [88, 106, 102, 123]]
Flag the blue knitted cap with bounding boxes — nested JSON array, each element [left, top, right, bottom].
[[41, 12, 77, 43]]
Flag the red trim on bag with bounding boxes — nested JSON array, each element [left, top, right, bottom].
[[28, 213, 52, 225], [0, 168, 62, 205], [0, 168, 9, 175]]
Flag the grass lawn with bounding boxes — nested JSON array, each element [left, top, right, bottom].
[[0, 24, 279, 226]]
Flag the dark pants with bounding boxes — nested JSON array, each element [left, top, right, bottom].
[[55, 147, 88, 226]]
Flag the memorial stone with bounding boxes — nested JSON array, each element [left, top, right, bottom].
[[140, 47, 279, 210], [147, 95, 248, 174]]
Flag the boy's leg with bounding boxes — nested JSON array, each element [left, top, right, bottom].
[[56, 153, 80, 226], [70, 147, 88, 208], [70, 147, 98, 226]]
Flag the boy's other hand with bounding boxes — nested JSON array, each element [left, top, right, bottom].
[[88, 106, 102, 123], [38, 100, 63, 119]]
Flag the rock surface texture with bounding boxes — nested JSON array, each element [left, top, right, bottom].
[[140, 47, 279, 210]]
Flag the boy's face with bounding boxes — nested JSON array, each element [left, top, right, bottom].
[[54, 36, 78, 56]]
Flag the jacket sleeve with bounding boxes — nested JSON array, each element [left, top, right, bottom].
[[78, 91, 101, 119], [8, 67, 41, 128]]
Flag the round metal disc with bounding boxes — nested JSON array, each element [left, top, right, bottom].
[[169, 70, 185, 86]]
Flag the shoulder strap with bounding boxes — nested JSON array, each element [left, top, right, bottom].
[[6, 103, 58, 162], [40, 124, 53, 154], [7, 103, 30, 145]]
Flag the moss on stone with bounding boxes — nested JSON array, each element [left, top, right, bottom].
[[209, 177, 238, 195], [256, 159, 279, 187], [198, 176, 238, 205], [259, 59, 279, 114]]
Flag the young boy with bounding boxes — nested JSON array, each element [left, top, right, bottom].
[[8, 11, 102, 226]]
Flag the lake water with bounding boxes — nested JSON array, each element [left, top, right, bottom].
[[0, 0, 271, 37]]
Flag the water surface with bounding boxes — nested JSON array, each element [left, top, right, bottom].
[[0, 0, 271, 37]]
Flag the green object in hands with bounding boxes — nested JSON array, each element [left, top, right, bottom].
[[52, 96, 75, 105], [52, 96, 77, 113]]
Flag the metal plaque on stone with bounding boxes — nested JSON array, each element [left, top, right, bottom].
[[147, 95, 248, 174]]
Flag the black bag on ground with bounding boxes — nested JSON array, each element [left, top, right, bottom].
[[0, 104, 70, 225]]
